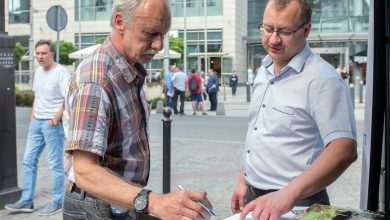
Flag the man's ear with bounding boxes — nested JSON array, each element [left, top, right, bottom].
[[113, 12, 126, 32]]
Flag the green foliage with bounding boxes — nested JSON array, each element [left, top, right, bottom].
[[15, 90, 34, 107], [14, 42, 25, 69], [148, 96, 165, 109], [169, 35, 184, 64], [95, 37, 106, 44], [53, 40, 78, 65]]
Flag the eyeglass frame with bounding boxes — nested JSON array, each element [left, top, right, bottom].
[[257, 21, 308, 38]]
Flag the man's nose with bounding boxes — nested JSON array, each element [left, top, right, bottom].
[[151, 34, 164, 51]]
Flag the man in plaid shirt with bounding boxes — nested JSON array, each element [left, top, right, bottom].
[[62, 0, 212, 219]]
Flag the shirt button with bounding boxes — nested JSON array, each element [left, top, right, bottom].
[[254, 127, 257, 131], [244, 173, 247, 176], [271, 81, 274, 85], [247, 150, 250, 153], [262, 104, 266, 108]]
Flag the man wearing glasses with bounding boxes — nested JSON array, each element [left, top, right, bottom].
[[231, 0, 357, 219]]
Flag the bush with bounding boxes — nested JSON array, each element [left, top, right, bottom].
[[15, 90, 34, 107], [149, 97, 164, 109]]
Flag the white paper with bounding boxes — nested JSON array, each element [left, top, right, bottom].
[[224, 207, 308, 220]]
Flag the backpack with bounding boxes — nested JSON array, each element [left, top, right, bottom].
[[189, 75, 199, 91]]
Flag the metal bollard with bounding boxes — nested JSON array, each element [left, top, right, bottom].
[[359, 80, 364, 103], [246, 82, 251, 102], [349, 84, 355, 107], [162, 107, 172, 193]]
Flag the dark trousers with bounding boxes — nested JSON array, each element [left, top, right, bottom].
[[245, 185, 330, 206], [172, 89, 185, 114], [208, 92, 218, 111], [232, 86, 237, 95]]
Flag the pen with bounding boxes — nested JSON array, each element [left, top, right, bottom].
[[177, 185, 216, 216]]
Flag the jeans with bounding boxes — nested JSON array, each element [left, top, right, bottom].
[[63, 190, 136, 220], [20, 119, 65, 205], [245, 185, 330, 206]]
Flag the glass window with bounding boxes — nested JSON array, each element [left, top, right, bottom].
[[9, 0, 30, 24], [75, 33, 109, 48], [75, 0, 113, 21], [171, 0, 222, 17], [222, 57, 233, 73]]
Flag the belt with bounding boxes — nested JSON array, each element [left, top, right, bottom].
[[248, 185, 277, 196], [66, 182, 97, 199]]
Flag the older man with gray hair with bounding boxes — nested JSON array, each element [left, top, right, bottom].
[[62, 0, 212, 219]]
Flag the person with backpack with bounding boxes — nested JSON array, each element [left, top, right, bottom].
[[188, 69, 207, 116]]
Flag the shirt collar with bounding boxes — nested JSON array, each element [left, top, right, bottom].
[[103, 37, 146, 85], [262, 43, 311, 75]]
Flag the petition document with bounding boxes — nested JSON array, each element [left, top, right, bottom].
[[224, 211, 296, 220]]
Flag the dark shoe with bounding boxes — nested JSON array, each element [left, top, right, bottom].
[[37, 202, 62, 216], [202, 112, 207, 115], [180, 113, 185, 116], [193, 112, 197, 115], [208, 109, 216, 112], [4, 201, 34, 213]]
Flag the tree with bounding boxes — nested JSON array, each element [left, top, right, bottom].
[[95, 37, 106, 44], [169, 35, 184, 64], [53, 41, 78, 65], [14, 42, 25, 70]]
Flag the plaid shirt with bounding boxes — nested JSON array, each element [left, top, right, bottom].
[[64, 37, 150, 187]]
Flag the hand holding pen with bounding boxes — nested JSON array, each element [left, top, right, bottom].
[[177, 185, 216, 216]]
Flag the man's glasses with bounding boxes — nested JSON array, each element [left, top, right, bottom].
[[258, 22, 308, 39]]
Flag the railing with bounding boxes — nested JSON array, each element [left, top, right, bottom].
[[15, 70, 32, 90]]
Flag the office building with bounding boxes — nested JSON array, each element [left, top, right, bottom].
[[6, 0, 369, 86]]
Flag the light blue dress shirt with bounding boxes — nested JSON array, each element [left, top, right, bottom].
[[243, 43, 356, 190]]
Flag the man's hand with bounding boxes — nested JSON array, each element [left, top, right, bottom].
[[231, 177, 248, 214], [148, 189, 212, 220], [239, 189, 295, 220]]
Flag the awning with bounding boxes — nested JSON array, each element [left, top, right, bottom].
[[69, 44, 101, 59], [69, 44, 181, 60], [188, 52, 228, 57]]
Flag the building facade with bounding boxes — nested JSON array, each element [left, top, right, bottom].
[[6, 0, 369, 86]]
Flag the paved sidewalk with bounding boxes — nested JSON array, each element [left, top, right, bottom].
[[0, 85, 365, 220]]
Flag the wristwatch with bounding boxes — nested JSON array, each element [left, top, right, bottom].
[[133, 189, 152, 214]]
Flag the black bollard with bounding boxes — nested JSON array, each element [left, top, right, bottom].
[[162, 107, 172, 193], [246, 82, 251, 102]]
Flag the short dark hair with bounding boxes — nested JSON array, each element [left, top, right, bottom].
[[35, 39, 56, 57], [264, 0, 312, 23], [191, 68, 197, 74]]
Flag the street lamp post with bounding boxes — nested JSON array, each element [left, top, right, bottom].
[[29, 1, 34, 87], [204, 0, 208, 73]]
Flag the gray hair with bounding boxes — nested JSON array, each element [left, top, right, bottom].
[[110, 0, 144, 28], [110, 0, 171, 28]]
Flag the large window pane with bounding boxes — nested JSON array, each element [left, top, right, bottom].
[[75, 33, 109, 48], [75, 0, 113, 21], [9, 0, 30, 24], [171, 0, 222, 17]]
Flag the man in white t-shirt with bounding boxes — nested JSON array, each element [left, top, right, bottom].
[[4, 39, 70, 216]]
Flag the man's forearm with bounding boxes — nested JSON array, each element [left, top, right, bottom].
[[73, 150, 141, 209], [285, 138, 357, 201]]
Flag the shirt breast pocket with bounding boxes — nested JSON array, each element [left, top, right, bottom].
[[264, 105, 294, 135]]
